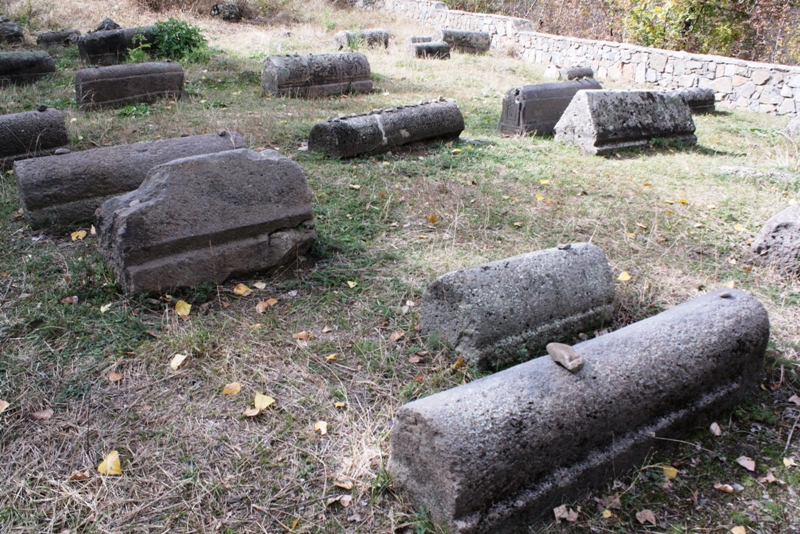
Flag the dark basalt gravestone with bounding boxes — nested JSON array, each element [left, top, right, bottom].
[[90, 18, 121, 33], [15, 131, 247, 230], [77, 25, 155, 65], [308, 97, 464, 158], [407, 41, 450, 59], [0, 20, 24, 44], [432, 28, 490, 54], [499, 78, 603, 136], [554, 90, 696, 155], [0, 51, 55, 86], [96, 149, 316, 294], [391, 289, 768, 534], [261, 52, 372, 97], [335, 28, 389, 50], [37, 29, 81, 48], [75, 61, 184, 110], [0, 107, 69, 170], [668, 87, 715, 114]]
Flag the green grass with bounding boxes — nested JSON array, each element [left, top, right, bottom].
[[0, 1, 799, 533]]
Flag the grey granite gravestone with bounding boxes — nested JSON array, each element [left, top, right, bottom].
[[335, 28, 389, 50], [75, 62, 184, 110], [261, 52, 372, 97], [407, 41, 450, 59], [432, 28, 490, 53], [37, 29, 80, 48], [77, 26, 155, 65]]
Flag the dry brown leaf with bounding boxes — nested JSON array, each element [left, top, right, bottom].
[[255, 301, 269, 314], [339, 495, 352, 507], [32, 408, 53, 420], [334, 401, 346, 408], [145, 330, 160, 338], [221, 382, 241, 395], [635, 509, 656, 525], [314, 420, 328, 435], [243, 407, 261, 417], [334, 478, 354, 490], [731, 527, 746, 534], [108, 370, 123, 382], [427, 214, 439, 224], [233, 283, 253, 296], [388, 330, 405, 342], [170, 353, 188, 370], [736, 456, 756, 472], [322, 325, 332, 333], [69, 470, 90, 481], [97, 450, 122, 475], [265, 297, 278, 306], [0, 400, 8, 414], [553, 504, 578, 523], [758, 470, 777, 484], [451, 356, 465, 371], [789, 395, 800, 405], [253, 282, 266, 290], [408, 355, 422, 364], [61, 295, 79, 305], [714, 482, 734, 493], [292, 330, 312, 340]]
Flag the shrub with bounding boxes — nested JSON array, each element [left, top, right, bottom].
[[151, 18, 210, 62]]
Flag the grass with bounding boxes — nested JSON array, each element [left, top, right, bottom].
[[1, 0, 800, 532]]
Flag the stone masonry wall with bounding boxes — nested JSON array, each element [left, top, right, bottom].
[[362, 0, 800, 116]]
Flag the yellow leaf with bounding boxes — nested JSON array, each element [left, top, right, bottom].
[[90, 225, 96, 235], [0, 400, 9, 414], [602, 510, 612, 518], [97, 450, 122, 475], [662, 465, 678, 479], [175, 300, 191, 317], [266, 297, 278, 306], [734, 223, 745, 232], [728, 258, 737, 264], [70, 230, 87, 241], [626, 232, 636, 238], [108, 370, 123, 382], [292, 330, 312, 340], [349, 184, 361, 190], [677, 198, 688, 204], [707, 204, 717, 209], [170, 353, 188, 370], [221, 382, 241, 395], [451, 356, 465, 371], [664, 199, 674, 205], [346, 281, 357, 289], [784, 457, 797, 467], [253, 282, 266, 290], [617, 271, 631, 282], [636, 222, 647, 230], [427, 214, 440, 224], [233, 283, 253, 296], [539, 179, 550, 185], [536, 193, 544, 201], [291, 518, 300, 529], [314, 420, 328, 435], [451, 148, 461, 154], [100, 303, 112, 313], [334, 401, 346, 408], [326, 353, 338, 361], [254, 394, 275, 411], [723, 280, 735, 289], [731, 527, 746, 534]]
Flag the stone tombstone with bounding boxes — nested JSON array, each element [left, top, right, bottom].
[[499, 78, 603, 136], [90, 18, 121, 33], [554, 90, 696, 155], [0, 20, 24, 44], [77, 26, 155, 65], [407, 41, 450, 59], [335, 28, 389, 50], [308, 97, 464, 158], [561, 65, 594, 80], [261, 52, 372, 98], [0, 107, 69, 170], [391, 289, 768, 534], [404, 35, 432, 53], [15, 131, 247, 230], [419, 243, 615, 370], [432, 28, 490, 54], [96, 149, 316, 294], [0, 51, 56, 86], [786, 116, 800, 138], [751, 202, 800, 274], [668, 87, 715, 114], [75, 62, 184, 110], [37, 29, 81, 48]]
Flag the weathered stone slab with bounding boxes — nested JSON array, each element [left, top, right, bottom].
[[786, 116, 800, 138], [75, 62, 184, 110], [335, 28, 389, 50], [404, 35, 431, 54], [419, 243, 615, 370], [751, 202, 800, 273], [90, 18, 121, 33], [96, 149, 316, 294], [669, 87, 715, 114], [719, 165, 794, 182], [0, 20, 24, 44], [499, 78, 603, 136], [308, 98, 464, 158], [406, 41, 450, 59], [77, 26, 155, 65], [391, 289, 768, 534], [561, 65, 594, 80], [37, 29, 81, 48], [0, 51, 55, 86], [261, 52, 372, 98], [554, 90, 696, 155], [0, 107, 69, 170], [432, 28, 490, 54], [15, 131, 247, 230]]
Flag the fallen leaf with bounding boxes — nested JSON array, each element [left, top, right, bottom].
[[69, 470, 90, 481], [61, 295, 79, 305], [32, 408, 53, 420], [253, 282, 266, 290], [346, 281, 357, 289], [221, 382, 241, 395], [734, 223, 746, 232], [602, 510, 612, 518], [723, 280, 736, 289], [90, 225, 96, 235], [325, 353, 338, 361], [710, 422, 722, 436], [334, 478, 354, 490], [617, 271, 631, 282], [636, 222, 648, 230], [635, 509, 657, 525], [714, 482, 734, 493], [427, 214, 439, 224], [108, 370, 123, 382], [233, 283, 253, 296], [758, 470, 777, 484], [170, 353, 188, 370], [728, 258, 737, 264], [339, 495, 352, 507], [536, 193, 544, 201], [389, 330, 405, 342], [322, 325, 333, 333], [451, 356, 465, 371], [409, 355, 422, 364], [334, 401, 346, 408], [291, 518, 300, 529], [1, 400, 11, 414], [243, 407, 261, 417], [788, 395, 800, 405], [677, 198, 688, 204], [662, 465, 678, 479], [70, 230, 87, 241], [539, 179, 550, 185], [97, 450, 122, 475], [255, 301, 270, 314], [553, 504, 578, 523], [100, 303, 112, 313], [254, 394, 275, 411], [314, 420, 328, 435], [664, 199, 674, 205], [731, 527, 746, 534], [266, 297, 278, 306], [145, 330, 160, 338], [784, 457, 797, 467], [175, 300, 191, 317], [349, 184, 361, 190], [736, 456, 756, 472], [292, 330, 312, 340]]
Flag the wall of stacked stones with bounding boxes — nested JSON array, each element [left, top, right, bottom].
[[358, 0, 800, 116]]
